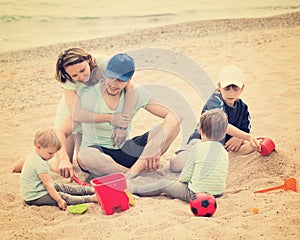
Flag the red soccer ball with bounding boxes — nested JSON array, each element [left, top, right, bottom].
[[190, 192, 217, 217]]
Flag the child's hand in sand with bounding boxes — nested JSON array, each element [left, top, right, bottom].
[[224, 137, 244, 152], [58, 198, 67, 211], [248, 134, 261, 152]]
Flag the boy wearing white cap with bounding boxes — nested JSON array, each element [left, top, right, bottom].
[[170, 65, 260, 172]]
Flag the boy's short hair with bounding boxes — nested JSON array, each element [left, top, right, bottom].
[[198, 109, 228, 141], [33, 129, 62, 151]]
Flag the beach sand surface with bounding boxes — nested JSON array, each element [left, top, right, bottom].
[[0, 12, 300, 240]]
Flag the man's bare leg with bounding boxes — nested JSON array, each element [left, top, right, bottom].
[[78, 147, 128, 176]]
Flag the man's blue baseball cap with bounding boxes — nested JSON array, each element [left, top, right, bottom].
[[105, 53, 135, 82]]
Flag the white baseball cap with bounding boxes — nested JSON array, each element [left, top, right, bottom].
[[219, 65, 244, 88]]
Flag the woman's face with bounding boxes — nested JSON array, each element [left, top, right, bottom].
[[65, 61, 91, 83]]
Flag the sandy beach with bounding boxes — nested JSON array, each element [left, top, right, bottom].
[[1, 12, 300, 240]]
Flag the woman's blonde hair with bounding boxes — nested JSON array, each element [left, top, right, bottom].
[[33, 129, 62, 151], [55, 47, 97, 83], [198, 109, 228, 142]]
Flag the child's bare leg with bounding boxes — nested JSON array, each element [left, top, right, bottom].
[[239, 141, 257, 154], [229, 141, 257, 157], [169, 151, 189, 173], [169, 139, 200, 172]]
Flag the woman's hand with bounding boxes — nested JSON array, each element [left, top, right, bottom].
[[111, 113, 130, 128], [56, 151, 75, 181]]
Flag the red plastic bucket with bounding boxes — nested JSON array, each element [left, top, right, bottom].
[[258, 138, 275, 156], [90, 173, 129, 215]]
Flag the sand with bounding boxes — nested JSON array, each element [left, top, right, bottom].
[[1, 12, 300, 240]]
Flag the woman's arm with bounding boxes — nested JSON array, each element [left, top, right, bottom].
[[65, 86, 135, 125], [64, 89, 111, 123], [111, 81, 138, 147], [54, 116, 79, 180], [39, 173, 67, 210], [122, 81, 138, 121]]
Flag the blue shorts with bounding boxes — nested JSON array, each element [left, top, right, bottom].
[[89, 132, 149, 168]]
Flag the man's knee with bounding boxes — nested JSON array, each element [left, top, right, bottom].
[[78, 147, 103, 165]]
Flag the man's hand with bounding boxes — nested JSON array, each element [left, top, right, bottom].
[[224, 137, 244, 152], [145, 151, 161, 172], [112, 127, 128, 147], [111, 113, 130, 128]]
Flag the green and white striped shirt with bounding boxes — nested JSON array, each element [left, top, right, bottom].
[[179, 141, 229, 196]]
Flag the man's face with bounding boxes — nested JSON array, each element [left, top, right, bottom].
[[105, 78, 128, 96]]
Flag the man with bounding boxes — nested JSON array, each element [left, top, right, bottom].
[[57, 53, 181, 180]]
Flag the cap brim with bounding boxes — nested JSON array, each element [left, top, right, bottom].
[[220, 80, 244, 88], [105, 70, 130, 82]]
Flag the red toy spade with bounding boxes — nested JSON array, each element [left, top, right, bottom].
[[254, 178, 298, 193], [73, 175, 90, 186]]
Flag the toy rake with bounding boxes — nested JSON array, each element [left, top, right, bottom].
[[254, 178, 298, 193]]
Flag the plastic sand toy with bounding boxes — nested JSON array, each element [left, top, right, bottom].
[[67, 203, 88, 214], [254, 178, 298, 193], [91, 173, 129, 215]]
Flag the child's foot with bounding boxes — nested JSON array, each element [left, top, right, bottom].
[[11, 158, 25, 173], [155, 168, 166, 176], [90, 187, 95, 194], [125, 171, 138, 180], [90, 194, 98, 203], [126, 178, 137, 193]]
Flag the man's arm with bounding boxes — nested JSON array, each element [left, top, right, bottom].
[[138, 101, 182, 171], [145, 101, 182, 147], [111, 81, 138, 147]]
